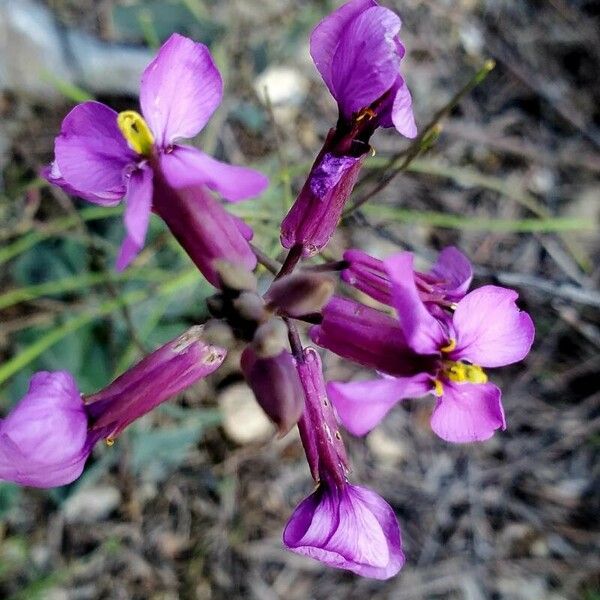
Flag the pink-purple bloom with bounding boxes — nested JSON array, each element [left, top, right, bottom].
[[310, 0, 416, 136], [44, 34, 268, 285], [0, 371, 94, 487], [285, 347, 405, 579], [281, 0, 416, 256], [0, 328, 225, 488], [311, 250, 535, 443]]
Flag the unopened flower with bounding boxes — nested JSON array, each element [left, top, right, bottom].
[[342, 246, 472, 307], [281, 0, 416, 256], [312, 252, 535, 443], [265, 271, 335, 318], [44, 34, 268, 285], [241, 346, 304, 437], [0, 328, 226, 488], [284, 348, 404, 579]]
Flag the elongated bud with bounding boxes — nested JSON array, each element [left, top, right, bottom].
[[241, 346, 304, 437], [265, 272, 334, 318], [85, 326, 226, 440]]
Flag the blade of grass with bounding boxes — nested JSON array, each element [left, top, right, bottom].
[[361, 204, 595, 233], [0, 270, 197, 387], [0, 206, 123, 266], [0, 268, 171, 311]]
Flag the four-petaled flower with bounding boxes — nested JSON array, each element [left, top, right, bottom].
[[45, 34, 268, 283], [312, 251, 535, 443]]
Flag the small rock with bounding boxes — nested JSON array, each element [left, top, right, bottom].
[[220, 382, 273, 444], [254, 66, 309, 107], [367, 428, 407, 465], [63, 485, 121, 523], [0, 0, 151, 100]]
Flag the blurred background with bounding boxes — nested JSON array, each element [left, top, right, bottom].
[[0, 0, 599, 598]]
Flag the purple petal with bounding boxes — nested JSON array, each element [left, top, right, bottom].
[[42, 162, 122, 206], [329, 7, 402, 118], [140, 34, 223, 147], [451, 286, 535, 368], [281, 151, 364, 255], [310, 0, 377, 94], [328, 374, 432, 436], [284, 482, 404, 579], [116, 166, 154, 271], [390, 79, 417, 138], [0, 371, 91, 487], [427, 246, 473, 301], [384, 252, 446, 354], [152, 181, 257, 287], [430, 382, 506, 443], [341, 249, 392, 305], [54, 101, 135, 198], [159, 145, 268, 201], [310, 296, 435, 377]]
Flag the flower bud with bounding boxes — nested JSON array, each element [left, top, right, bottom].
[[213, 260, 258, 293], [251, 319, 290, 358], [85, 326, 226, 439], [241, 346, 304, 437], [265, 272, 334, 318], [0, 371, 93, 488], [233, 291, 269, 323]]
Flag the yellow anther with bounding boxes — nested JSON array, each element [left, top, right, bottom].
[[442, 360, 488, 385], [355, 107, 376, 123], [105, 437, 115, 447], [440, 338, 457, 353], [117, 110, 154, 156], [433, 380, 443, 396]]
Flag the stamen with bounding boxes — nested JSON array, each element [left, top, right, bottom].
[[105, 437, 115, 447], [117, 110, 155, 156], [433, 380, 443, 396], [442, 360, 488, 384], [355, 107, 376, 123], [440, 338, 457, 353]]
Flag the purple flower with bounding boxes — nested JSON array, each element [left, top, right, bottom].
[[281, 0, 416, 256], [44, 34, 268, 285], [0, 371, 93, 488], [310, 0, 416, 136], [285, 348, 404, 579], [342, 246, 473, 307], [283, 481, 405, 580], [312, 252, 535, 443], [0, 328, 226, 488]]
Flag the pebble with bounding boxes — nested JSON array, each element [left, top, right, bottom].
[[219, 382, 274, 444], [63, 485, 121, 523]]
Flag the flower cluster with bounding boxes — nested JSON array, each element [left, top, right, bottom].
[[1, 0, 534, 582]]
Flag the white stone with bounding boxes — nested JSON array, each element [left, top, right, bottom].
[[219, 382, 273, 444]]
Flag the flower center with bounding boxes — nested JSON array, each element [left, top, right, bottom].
[[442, 360, 488, 384], [117, 110, 154, 156]]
